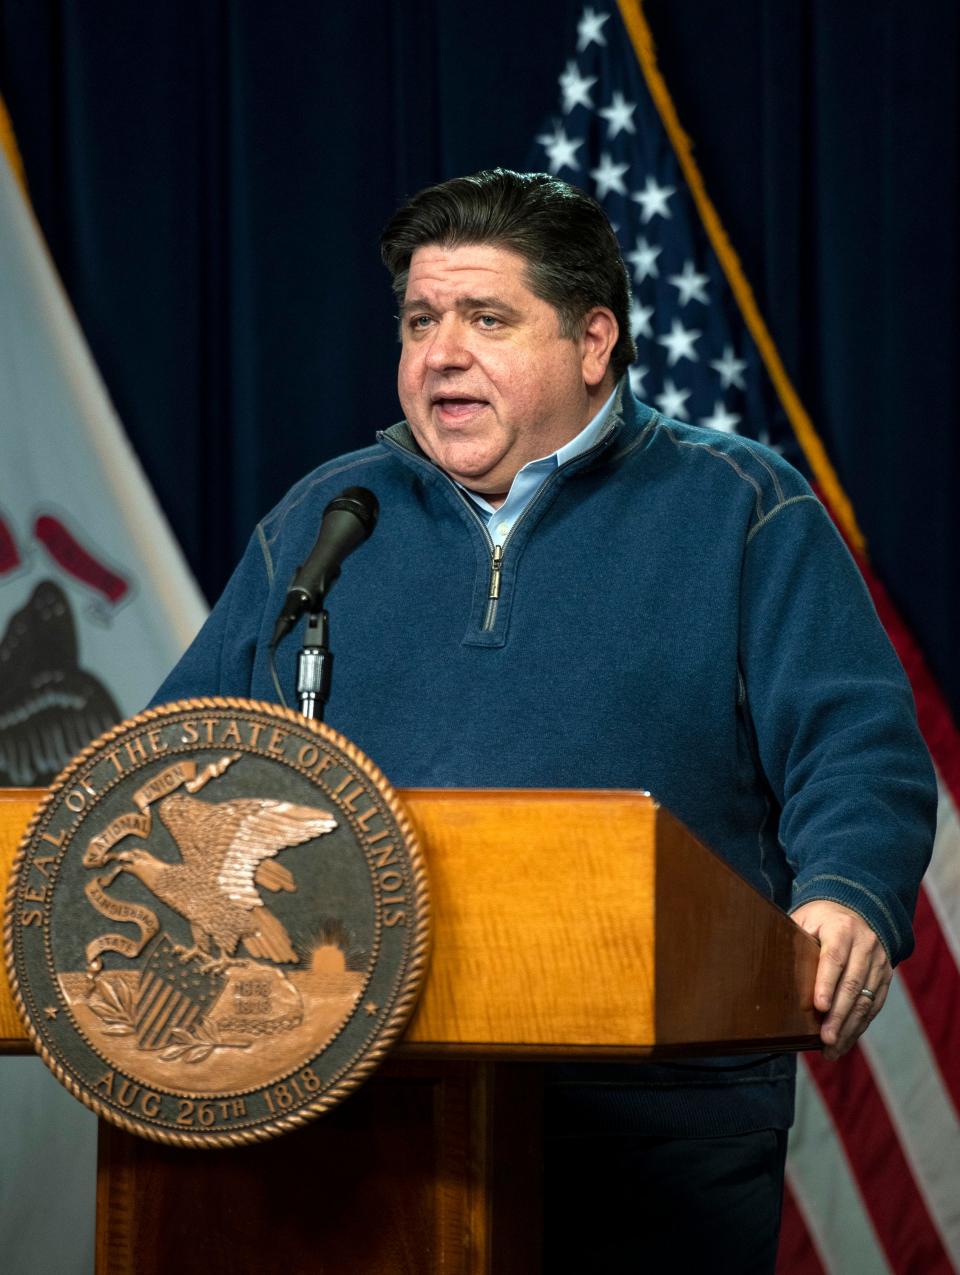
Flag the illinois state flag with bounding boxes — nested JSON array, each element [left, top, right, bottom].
[[0, 110, 206, 1274], [530, 5, 960, 1272], [0, 135, 206, 785]]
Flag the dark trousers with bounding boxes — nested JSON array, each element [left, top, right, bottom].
[[543, 1128, 788, 1274]]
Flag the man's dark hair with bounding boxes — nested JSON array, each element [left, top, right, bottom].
[[381, 169, 637, 381]]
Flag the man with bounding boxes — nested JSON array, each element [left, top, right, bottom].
[[155, 170, 936, 1271]]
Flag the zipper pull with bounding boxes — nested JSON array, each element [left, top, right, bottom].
[[489, 544, 503, 600]]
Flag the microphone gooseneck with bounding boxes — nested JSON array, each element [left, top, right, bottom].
[[270, 486, 379, 648]]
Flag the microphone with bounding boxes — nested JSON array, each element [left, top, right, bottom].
[[271, 487, 379, 646]]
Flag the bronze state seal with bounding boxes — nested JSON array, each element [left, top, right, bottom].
[[4, 699, 430, 1147]]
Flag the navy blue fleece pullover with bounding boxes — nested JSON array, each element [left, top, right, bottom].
[[154, 389, 936, 1135]]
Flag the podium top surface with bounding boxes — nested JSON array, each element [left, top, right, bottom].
[[1, 786, 819, 1056]]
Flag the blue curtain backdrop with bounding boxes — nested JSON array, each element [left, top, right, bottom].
[[1, 0, 957, 717]]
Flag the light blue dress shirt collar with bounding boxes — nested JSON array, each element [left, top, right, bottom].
[[458, 385, 619, 546]]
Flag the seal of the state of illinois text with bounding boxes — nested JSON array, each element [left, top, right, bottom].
[[4, 699, 429, 1148]]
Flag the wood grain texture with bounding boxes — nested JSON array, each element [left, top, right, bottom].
[[400, 789, 658, 1049], [1, 787, 820, 1056], [4, 783, 817, 1273], [0, 788, 43, 1048], [95, 1060, 542, 1275], [653, 806, 821, 1050]]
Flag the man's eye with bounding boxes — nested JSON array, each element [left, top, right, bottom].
[[477, 314, 500, 329], [409, 315, 434, 330]]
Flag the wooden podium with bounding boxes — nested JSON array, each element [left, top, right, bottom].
[[1, 787, 820, 1274]]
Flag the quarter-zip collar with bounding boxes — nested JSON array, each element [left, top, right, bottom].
[[376, 383, 656, 647], [456, 384, 620, 546]]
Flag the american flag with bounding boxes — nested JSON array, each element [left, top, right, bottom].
[[530, 5, 960, 1271]]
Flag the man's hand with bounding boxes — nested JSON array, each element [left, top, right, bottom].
[[790, 901, 891, 1060]]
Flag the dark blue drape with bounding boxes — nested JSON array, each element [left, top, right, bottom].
[[2, 0, 957, 717]]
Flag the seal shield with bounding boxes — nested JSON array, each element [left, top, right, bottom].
[[4, 699, 429, 1147]]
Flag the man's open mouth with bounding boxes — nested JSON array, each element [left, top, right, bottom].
[[432, 395, 488, 418]]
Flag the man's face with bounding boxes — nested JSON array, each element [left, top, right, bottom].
[[397, 243, 612, 498]]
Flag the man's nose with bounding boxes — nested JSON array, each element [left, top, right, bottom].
[[424, 317, 472, 371]]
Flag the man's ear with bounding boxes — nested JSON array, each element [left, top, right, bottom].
[[580, 307, 619, 386]]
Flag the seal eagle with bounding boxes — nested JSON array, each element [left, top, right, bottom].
[[107, 793, 337, 965]]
